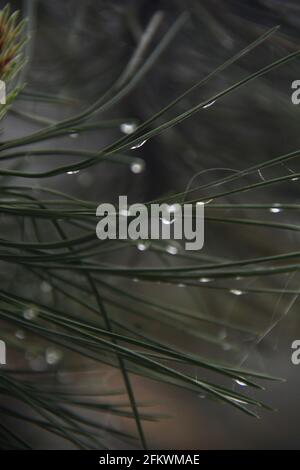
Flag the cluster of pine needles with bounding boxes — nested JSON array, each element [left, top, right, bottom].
[[0, 3, 299, 449]]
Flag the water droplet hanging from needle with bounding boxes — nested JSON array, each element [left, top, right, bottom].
[[69, 132, 79, 139], [161, 216, 177, 225], [166, 245, 178, 255], [258, 169, 265, 181], [167, 204, 180, 214], [15, 330, 25, 340], [120, 122, 137, 135], [270, 205, 282, 214], [230, 289, 244, 296], [120, 208, 130, 217], [137, 242, 149, 252], [40, 281, 52, 294], [235, 379, 247, 387], [23, 307, 38, 320], [130, 140, 147, 150], [46, 347, 63, 365], [199, 277, 212, 283], [202, 100, 215, 109]]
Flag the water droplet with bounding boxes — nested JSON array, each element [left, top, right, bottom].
[[137, 242, 149, 252], [235, 379, 247, 387], [199, 277, 212, 283], [120, 209, 130, 217], [270, 205, 282, 214], [130, 139, 147, 150], [178, 283, 185, 288], [167, 204, 180, 214], [41, 281, 52, 294], [23, 307, 38, 321], [133, 277, 140, 283], [120, 122, 137, 135], [67, 170, 80, 175], [46, 347, 63, 365], [230, 289, 244, 296], [292, 177, 299, 182], [166, 245, 178, 255], [161, 217, 176, 225], [203, 100, 215, 109], [15, 330, 25, 340], [130, 161, 145, 174], [227, 396, 248, 405], [258, 169, 265, 181], [70, 132, 79, 139]]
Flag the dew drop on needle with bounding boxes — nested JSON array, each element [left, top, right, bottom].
[[69, 132, 79, 139], [137, 242, 149, 252], [230, 289, 244, 296], [235, 379, 247, 387], [120, 122, 137, 135], [270, 205, 282, 214], [23, 307, 38, 321], [161, 217, 176, 225], [46, 347, 63, 365], [130, 139, 147, 150], [166, 245, 178, 255], [202, 100, 215, 109], [15, 330, 25, 340]]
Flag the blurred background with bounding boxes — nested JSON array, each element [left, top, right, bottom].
[[1, 0, 300, 449]]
